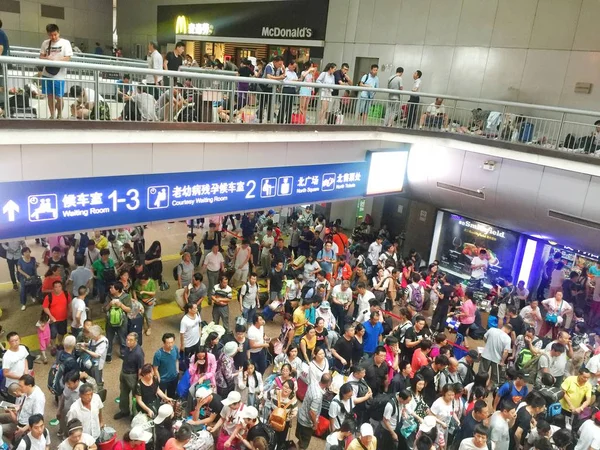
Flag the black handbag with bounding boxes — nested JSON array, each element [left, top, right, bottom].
[[23, 275, 42, 286], [44, 41, 60, 76]]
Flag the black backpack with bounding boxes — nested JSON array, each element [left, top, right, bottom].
[[47, 351, 75, 395], [20, 429, 49, 450], [102, 263, 117, 283], [369, 393, 397, 421], [301, 280, 315, 299], [172, 263, 183, 281], [254, 423, 277, 450], [458, 361, 475, 386]]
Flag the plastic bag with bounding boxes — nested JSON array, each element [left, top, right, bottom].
[[400, 416, 417, 438], [98, 426, 116, 443]]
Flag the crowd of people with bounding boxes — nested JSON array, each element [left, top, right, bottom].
[[1, 208, 600, 450]]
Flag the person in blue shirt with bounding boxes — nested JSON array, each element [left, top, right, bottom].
[[493, 369, 529, 410], [0, 20, 9, 56], [152, 332, 179, 398], [94, 42, 103, 55], [362, 310, 384, 356], [116, 74, 133, 100], [357, 64, 380, 123]]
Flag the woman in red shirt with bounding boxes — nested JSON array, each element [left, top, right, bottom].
[[41, 265, 62, 295]]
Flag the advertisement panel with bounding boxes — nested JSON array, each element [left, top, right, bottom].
[[158, 1, 329, 45], [435, 212, 520, 284]]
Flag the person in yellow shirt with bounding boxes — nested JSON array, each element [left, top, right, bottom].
[[560, 367, 592, 414], [94, 230, 108, 250], [293, 302, 311, 342], [347, 423, 377, 450]]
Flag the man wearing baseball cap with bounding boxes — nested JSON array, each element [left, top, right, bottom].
[[238, 406, 271, 446], [457, 349, 480, 385], [188, 386, 222, 429], [347, 423, 377, 450]]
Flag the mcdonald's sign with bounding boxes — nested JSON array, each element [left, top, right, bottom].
[[175, 15, 188, 34]]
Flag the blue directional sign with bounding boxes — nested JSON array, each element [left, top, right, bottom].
[[0, 161, 372, 240]]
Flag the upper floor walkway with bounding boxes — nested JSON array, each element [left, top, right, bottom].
[[0, 54, 599, 164]]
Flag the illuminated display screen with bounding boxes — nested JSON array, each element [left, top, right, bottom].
[[366, 150, 408, 196]]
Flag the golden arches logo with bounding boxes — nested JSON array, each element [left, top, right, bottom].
[[175, 15, 188, 34]]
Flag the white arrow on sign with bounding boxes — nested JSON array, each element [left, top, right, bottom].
[[2, 200, 20, 222]]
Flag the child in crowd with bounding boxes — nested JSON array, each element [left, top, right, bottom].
[[35, 311, 51, 364]]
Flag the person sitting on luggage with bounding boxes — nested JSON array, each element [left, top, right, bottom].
[[419, 98, 448, 130]]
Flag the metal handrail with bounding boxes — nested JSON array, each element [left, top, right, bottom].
[[0, 55, 599, 159], [8, 51, 147, 68], [10, 46, 142, 63], [1, 55, 598, 117]]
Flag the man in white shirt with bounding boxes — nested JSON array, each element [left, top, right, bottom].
[[515, 280, 530, 309], [239, 273, 259, 323], [39, 23, 73, 119], [70, 286, 87, 336], [2, 332, 29, 389], [83, 242, 100, 270], [202, 243, 225, 306], [406, 70, 422, 129], [66, 384, 104, 441], [519, 300, 543, 335], [179, 303, 202, 357], [355, 283, 375, 316], [367, 237, 383, 266], [489, 400, 516, 450], [470, 249, 489, 289], [586, 352, 600, 387], [211, 275, 233, 333], [481, 324, 512, 388], [575, 412, 600, 450], [146, 41, 163, 97], [330, 281, 352, 327], [419, 97, 448, 129], [15, 414, 50, 450], [248, 313, 269, 374], [260, 228, 275, 278], [278, 60, 300, 124], [459, 424, 494, 450], [15, 375, 45, 437]]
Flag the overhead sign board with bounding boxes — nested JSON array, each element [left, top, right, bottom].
[[159, 0, 329, 45], [0, 161, 376, 240]]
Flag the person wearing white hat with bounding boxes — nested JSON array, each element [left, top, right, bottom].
[[216, 341, 239, 398], [188, 386, 222, 429], [347, 423, 377, 450], [153, 403, 173, 425], [127, 426, 153, 445], [238, 406, 271, 447], [153, 404, 175, 450], [414, 416, 438, 449], [208, 390, 246, 450]]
